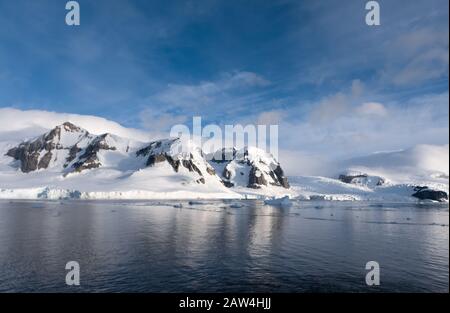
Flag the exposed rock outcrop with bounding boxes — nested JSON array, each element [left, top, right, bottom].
[[5, 122, 119, 175], [210, 147, 290, 189], [64, 145, 81, 167], [338, 173, 385, 186], [339, 174, 368, 184], [412, 186, 448, 202], [248, 166, 267, 188], [70, 134, 117, 173], [273, 165, 290, 188], [6, 122, 89, 173], [210, 147, 238, 163], [136, 138, 216, 184]]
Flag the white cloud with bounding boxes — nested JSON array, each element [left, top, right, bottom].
[[0, 107, 153, 142], [139, 109, 187, 131], [256, 110, 286, 125], [382, 27, 449, 86], [153, 71, 270, 110], [309, 79, 364, 122], [392, 48, 449, 86], [224, 71, 271, 88], [215, 79, 448, 176], [278, 149, 333, 176], [309, 92, 350, 122], [274, 90, 449, 175], [356, 102, 388, 116]]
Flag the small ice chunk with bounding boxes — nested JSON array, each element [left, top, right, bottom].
[[264, 196, 291, 207]]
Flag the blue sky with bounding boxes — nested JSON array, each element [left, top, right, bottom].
[[0, 0, 448, 165]]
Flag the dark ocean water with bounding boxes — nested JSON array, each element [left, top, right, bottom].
[[0, 199, 448, 292]]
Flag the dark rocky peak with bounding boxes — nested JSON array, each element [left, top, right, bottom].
[[90, 133, 117, 151], [43, 122, 87, 143], [136, 138, 179, 159], [5, 122, 90, 173], [5, 122, 119, 174], [61, 121, 83, 132]]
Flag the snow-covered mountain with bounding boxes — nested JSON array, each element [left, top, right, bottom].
[[0, 122, 291, 199], [135, 137, 219, 185], [5, 122, 131, 175], [290, 145, 449, 202], [336, 144, 449, 183], [209, 147, 289, 189]]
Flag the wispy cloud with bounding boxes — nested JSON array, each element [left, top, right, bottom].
[[381, 27, 449, 86], [154, 71, 270, 108], [137, 71, 272, 128]]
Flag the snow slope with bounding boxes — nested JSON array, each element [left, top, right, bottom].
[[338, 145, 448, 182], [289, 144, 449, 202]]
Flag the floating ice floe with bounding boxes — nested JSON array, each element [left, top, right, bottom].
[[264, 195, 292, 207]]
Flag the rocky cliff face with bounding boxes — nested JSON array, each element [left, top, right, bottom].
[[209, 147, 290, 189], [6, 122, 89, 172], [70, 134, 117, 173]]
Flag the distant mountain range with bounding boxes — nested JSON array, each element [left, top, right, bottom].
[[0, 112, 447, 202]]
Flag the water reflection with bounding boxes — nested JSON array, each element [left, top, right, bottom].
[[0, 200, 448, 292]]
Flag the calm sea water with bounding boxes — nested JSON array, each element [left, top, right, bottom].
[[0, 199, 448, 292]]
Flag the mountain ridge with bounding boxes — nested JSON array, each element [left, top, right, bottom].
[[0, 119, 447, 202], [2, 122, 290, 199]]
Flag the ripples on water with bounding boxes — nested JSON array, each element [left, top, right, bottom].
[[0, 200, 448, 292]]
